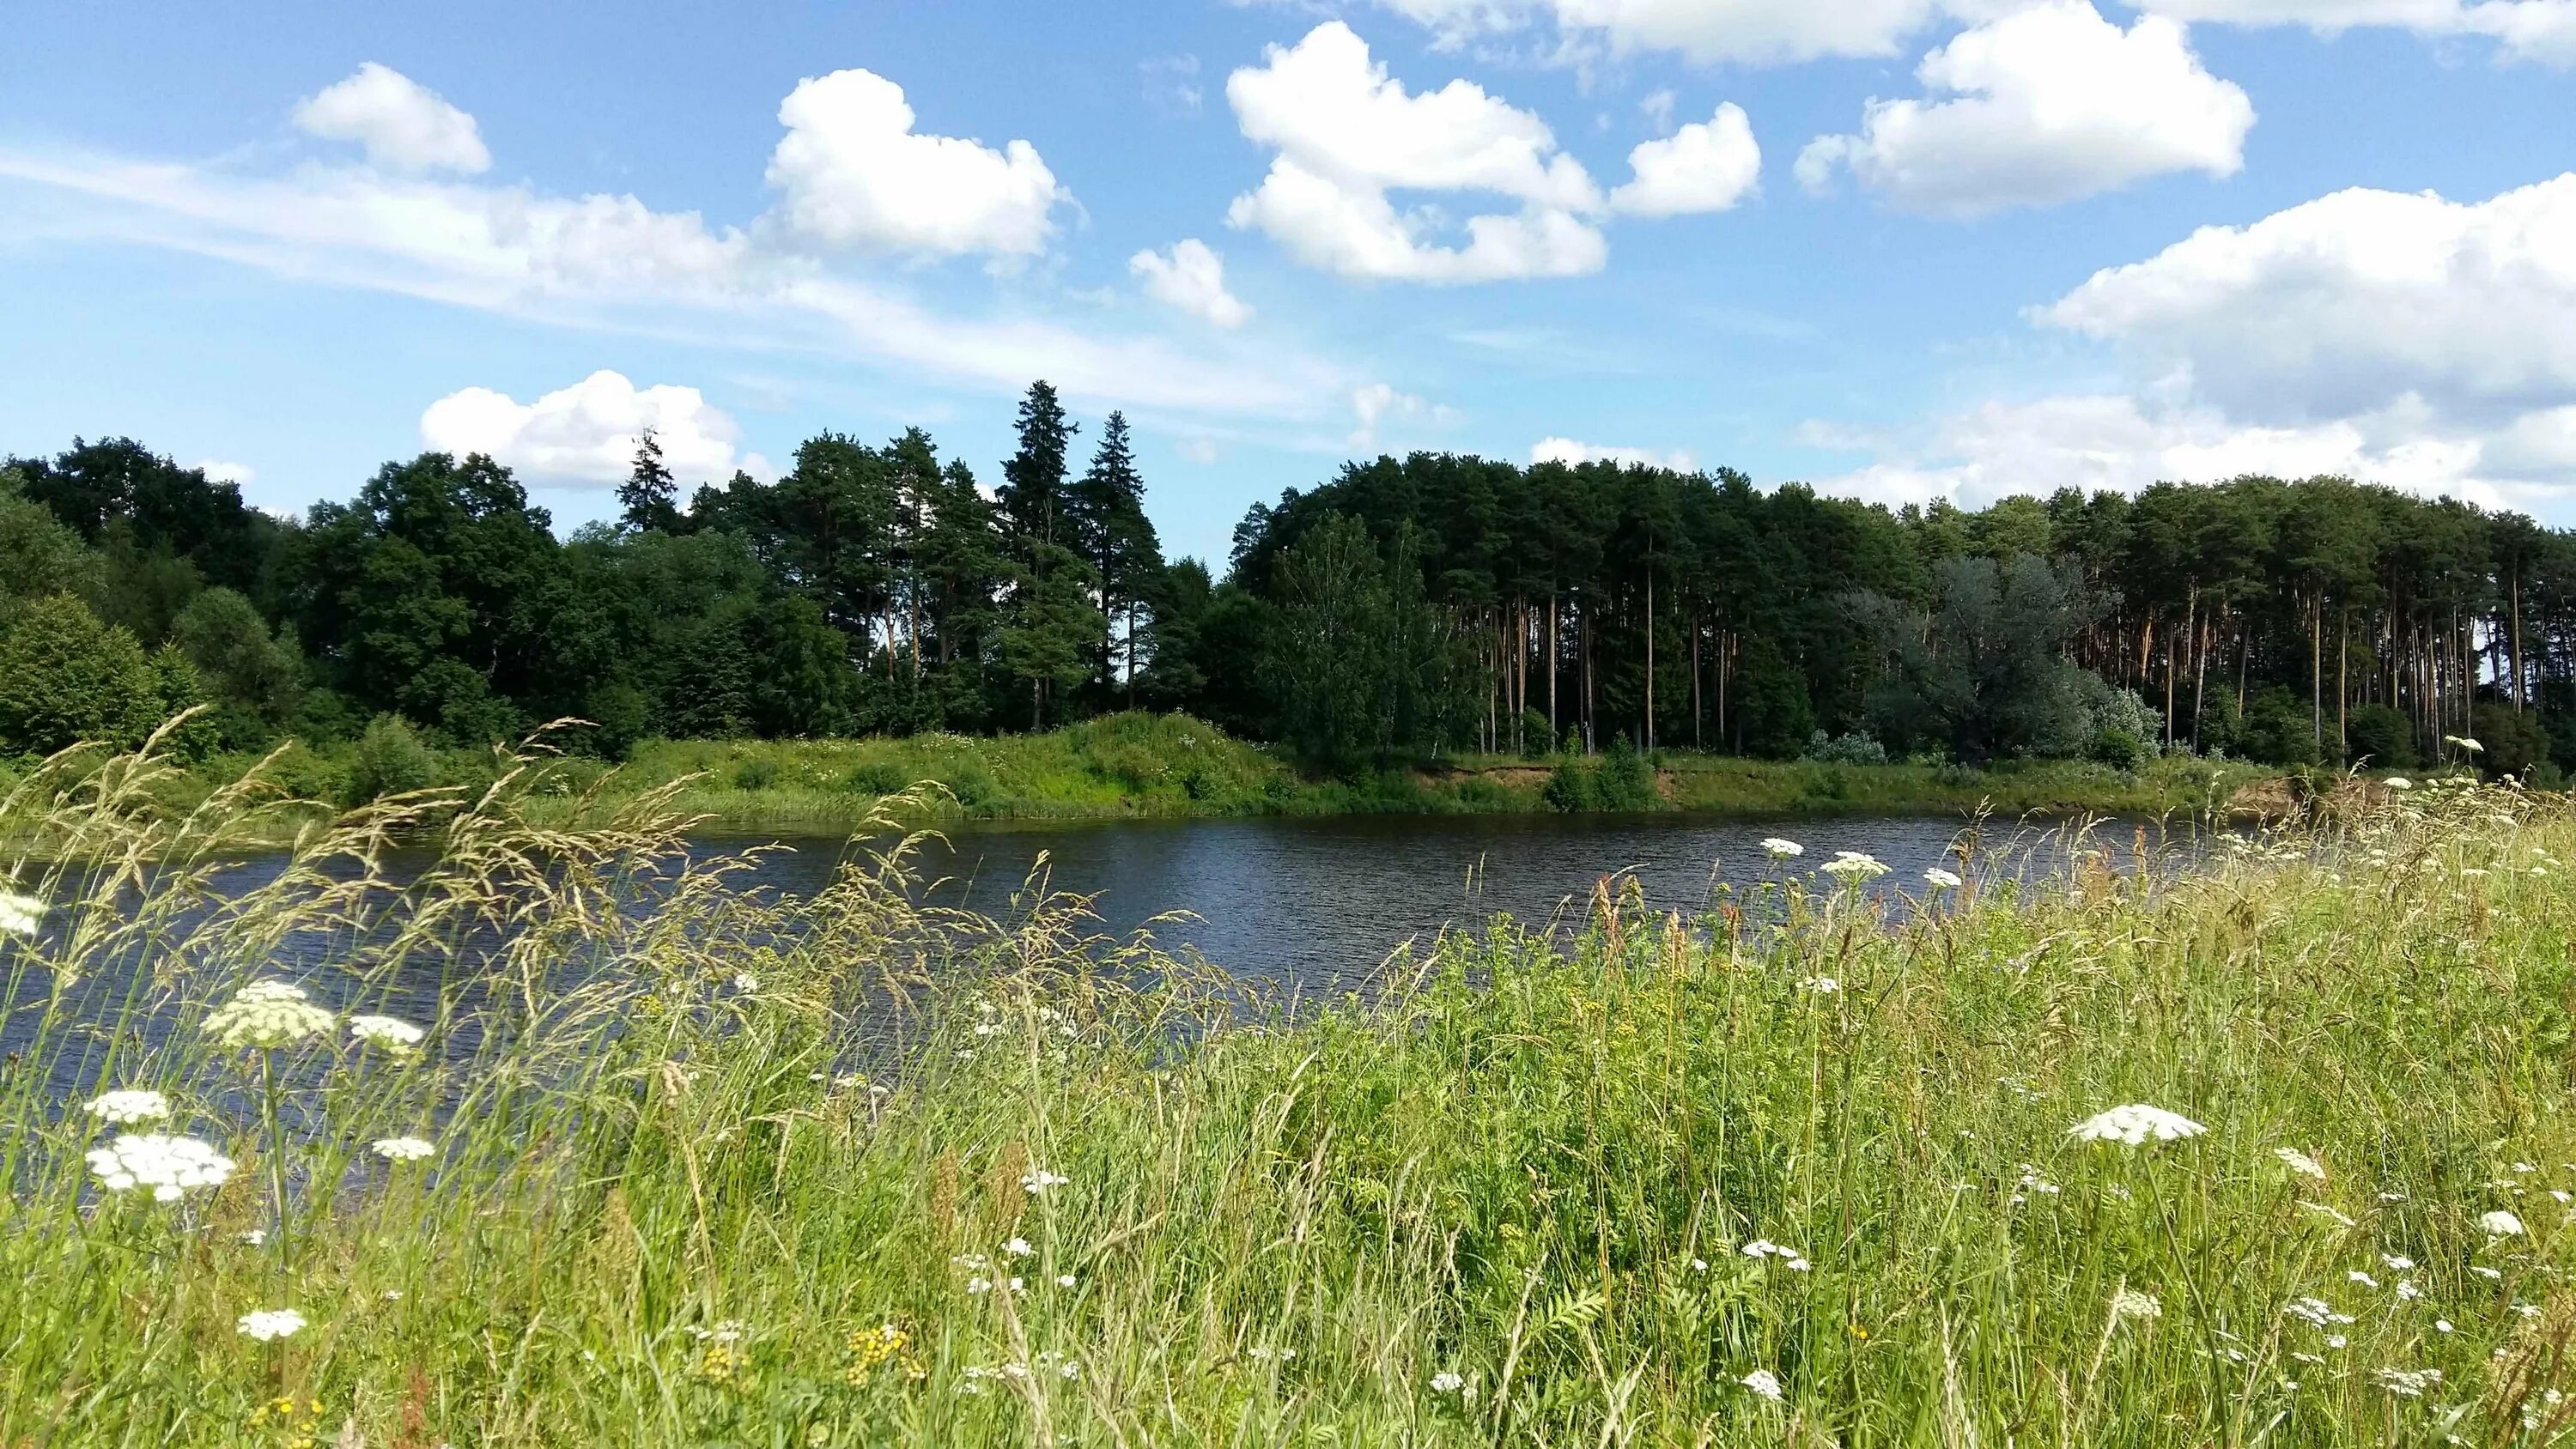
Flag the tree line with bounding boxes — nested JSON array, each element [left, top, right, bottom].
[[4, 380, 2573, 779]]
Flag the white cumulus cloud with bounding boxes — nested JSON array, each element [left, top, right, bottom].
[[292, 63, 491, 174], [194, 459, 255, 486], [1130, 239, 1252, 326], [765, 68, 1066, 259], [2131, 0, 2576, 64], [1371, 0, 1941, 65], [1795, 1, 2252, 216], [2042, 172, 2576, 421], [420, 370, 769, 485], [1224, 22, 1609, 283], [1611, 102, 1760, 216], [1531, 436, 1698, 470]]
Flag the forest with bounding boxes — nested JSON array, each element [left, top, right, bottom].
[[3, 378, 2568, 780]]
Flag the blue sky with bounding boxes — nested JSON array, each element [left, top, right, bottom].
[[4, 0, 2573, 563]]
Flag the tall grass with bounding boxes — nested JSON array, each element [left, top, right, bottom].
[[2, 735, 2571, 1445]]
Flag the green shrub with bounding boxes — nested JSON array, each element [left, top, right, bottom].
[[1595, 736, 1656, 809], [2087, 727, 2148, 772], [0, 593, 163, 756], [731, 757, 780, 791], [841, 760, 910, 796], [2342, 703, 2415, 768], [1541, 761, 1595, 811], [350, 713, 437, 801]]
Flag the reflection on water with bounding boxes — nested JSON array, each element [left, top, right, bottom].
[[718, 809, 2178, 991]]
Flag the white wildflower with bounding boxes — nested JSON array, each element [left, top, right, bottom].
[[2447, 736, 2484, 755], [2069, 1103, 2207, 1146], [2348, 1270, 2380, 1289], [1760, 838, 1804, 859], [1798, 976, 1841, 995], [1821, 851, 1889, 882], [347, 1014, 423, 1052], [371, 1136, 435, 1162], [1002, 1236, 1033, 1258], [85, 1089, 171, 1125], [205, 981, 335, 1049], [2385, 777, 2413, 791], [237, 1308, 307, 1342], [966, 1276, 992, 1294], [732, 973, 758, 993], [1740, 1368, 1784, 1402], [86, 1133, 234, 1202], [2482, 1210, 2526, 1238], [2397, 1279, 2421, 1301], [2273, 1148, 2326, 1180], [1923, 867, 1963, 889], [2111, 1288, 2161, 1323], [2472, 1265, 2505, 1281], [1055, 1273, 1077, 1288], [0, 889, 42, 937], [2381, 1254, 2415, 1270], [2435, 1319, 2454, 1334], [1021, 1168, 1071, 1194], [2374, 1367, 2441, 1397], [1431, 1371, 1464, 1393]]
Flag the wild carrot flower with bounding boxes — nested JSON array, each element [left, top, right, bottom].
[[2069, 1104, 2206, 1146], [0, 890, 42, 937], [2373, 1367, 2442, 1397], [87, 1133, 234, 1201], [85, 1088, 171, 1125], [1021, 1167, 1070, 1194], [1002, 1236, 1033, 1258], [1821, 851, 1888, 882], [2385, 777, 2413, 790], [371, 1137, 435, 1161], [2110, 1289, 2160, 1323], [1055, 1273, 1077, 1288], [1431, 1371, 1464, 1393], [2273, 1148, 2326, 1179], [348, 1015, 423, 1052], [1740, 1368, 1783, 1401], [206, 981, 334, 1049], [237, 1308, 307, 1342], [1923, 867, 1962, 889], [1760, 838, 1803, 859], [2482, 1210, 2526, 1237]]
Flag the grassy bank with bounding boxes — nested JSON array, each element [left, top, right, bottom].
[[478, 713, 2270, 832], [21, 712, 2279, 834], [3, 743, 2573, 1443]]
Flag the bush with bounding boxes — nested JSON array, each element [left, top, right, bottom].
[[0, 593, 163, 756], [2238, 687, 2321, 767], [1803, 729, 1887, 766], [580, 683, 652, 761], [2087, 727, 2148, 772], [2342, 703, 2416, 769], [1516, 709, 1554, 760], [351, 713, 438, 801], [841, 760, 909, 796], [2470, 700, 2550, 778], [731, 757, 780, 791], [1541, 761, 1595, 811]]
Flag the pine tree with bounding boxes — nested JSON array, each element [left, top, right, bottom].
[[1069, 411, 1163, 701], [997, 381, 1091, 724], [617, 430, 682, 535]]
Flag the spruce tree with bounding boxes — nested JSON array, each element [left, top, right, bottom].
[[617, 430, 683, 535]]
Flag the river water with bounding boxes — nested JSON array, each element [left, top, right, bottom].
[[743, 809, 2154, 991]]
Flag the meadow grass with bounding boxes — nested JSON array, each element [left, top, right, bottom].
[[1, 739, 2569, 1446]]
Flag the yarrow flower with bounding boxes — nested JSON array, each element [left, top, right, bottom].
[[2373, 1366, 2443, 1398], [205, 981, 334, 1049], [86, 1133, 234, 1202], [2273, 1147, 2327, 1180], [0, 889, 42, 938], [1759, 838, 1804, 859], [1430, 1371, 1464, 1393], [1002, 1236, 1033, 1258], [2110, 1288, 2161, 1323], [85, 1088, 171, 1125], [347, 1014, 423, 1052], [1021, 1168, 1071, 1195], [1820, 851, 1888, 882], [1741, 1240, 1813, 1270], [2069, 1103, 2207, 1146], [1740, 1368, 1784, 1402], [1923, 867, 1963, 890], [371, 1136, 436, 1161], [2482, 1210, 2526, 1238], [236, 1308, 307, 1342]]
